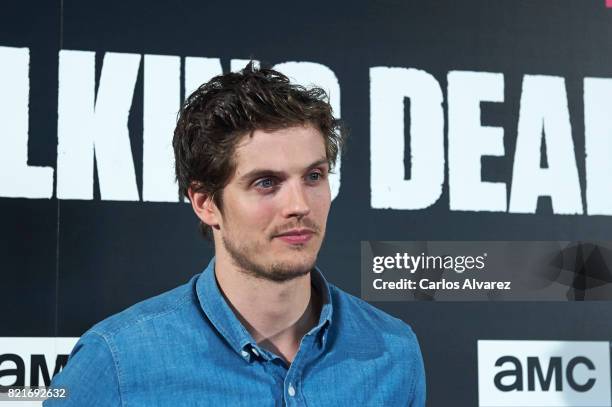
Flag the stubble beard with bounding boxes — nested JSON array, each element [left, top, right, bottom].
[[221, 233, 320, 283]]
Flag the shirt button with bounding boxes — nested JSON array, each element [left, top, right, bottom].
[[241, 350, 249, 359], [251, 348, 260, 357], [287, 384, 296, 397]]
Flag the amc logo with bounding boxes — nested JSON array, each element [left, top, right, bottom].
[[0, 353, 68, 388], [478, 340, 611, 407], [0, 337, 78, 394]]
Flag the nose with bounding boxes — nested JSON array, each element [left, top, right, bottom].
[[282, 180, 311, 219]]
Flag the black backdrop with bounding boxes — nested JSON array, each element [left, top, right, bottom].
[[2, 1, 612, 406]]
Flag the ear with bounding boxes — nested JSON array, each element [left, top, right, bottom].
[[187, 185, 221, 228]]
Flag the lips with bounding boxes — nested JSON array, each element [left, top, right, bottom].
[[275, 229, 314, 244]]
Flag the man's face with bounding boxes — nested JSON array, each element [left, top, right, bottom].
[[213, 124, 331, 282]]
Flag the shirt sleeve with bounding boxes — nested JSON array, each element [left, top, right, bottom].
[[44, 331, 122, 407]]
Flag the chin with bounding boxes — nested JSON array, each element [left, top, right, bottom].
[[223, 233, 320, 282], [273, 257, 314, 272], [278, 246, 317, 262], [270, 250, 318, 271]]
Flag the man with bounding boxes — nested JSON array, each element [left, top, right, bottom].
[[46, 63, 426, 406]]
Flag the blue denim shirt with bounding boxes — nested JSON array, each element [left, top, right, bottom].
[[46, 259, 425, 406]]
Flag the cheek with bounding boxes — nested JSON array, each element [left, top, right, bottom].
[[309, 186, 331, 217], [235, 198, 277, 228]]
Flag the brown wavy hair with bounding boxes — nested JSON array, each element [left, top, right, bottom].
[[173, 62, 346, 237]]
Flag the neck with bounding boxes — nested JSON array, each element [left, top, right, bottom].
[[214, 251, 321, 363]]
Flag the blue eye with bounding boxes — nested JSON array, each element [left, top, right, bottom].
[[255, 178, 275, 189], [308, 172, 322, 182]]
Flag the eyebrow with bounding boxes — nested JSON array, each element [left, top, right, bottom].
[[238, 158, 329, 184]]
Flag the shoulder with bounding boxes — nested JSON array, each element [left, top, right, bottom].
[[328, 283, 420, 351], [87, 274, 200, 341], [47, 275, 205, 405], [47, 327, 122, 406], [329, 283, 414, 335], [326, 283, 425, 400]]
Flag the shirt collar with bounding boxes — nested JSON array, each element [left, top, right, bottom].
[[196, 257, 333, 361], [309, 264, 333, 346]]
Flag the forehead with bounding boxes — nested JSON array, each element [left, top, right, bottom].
[[233, 125, 327, 173]]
